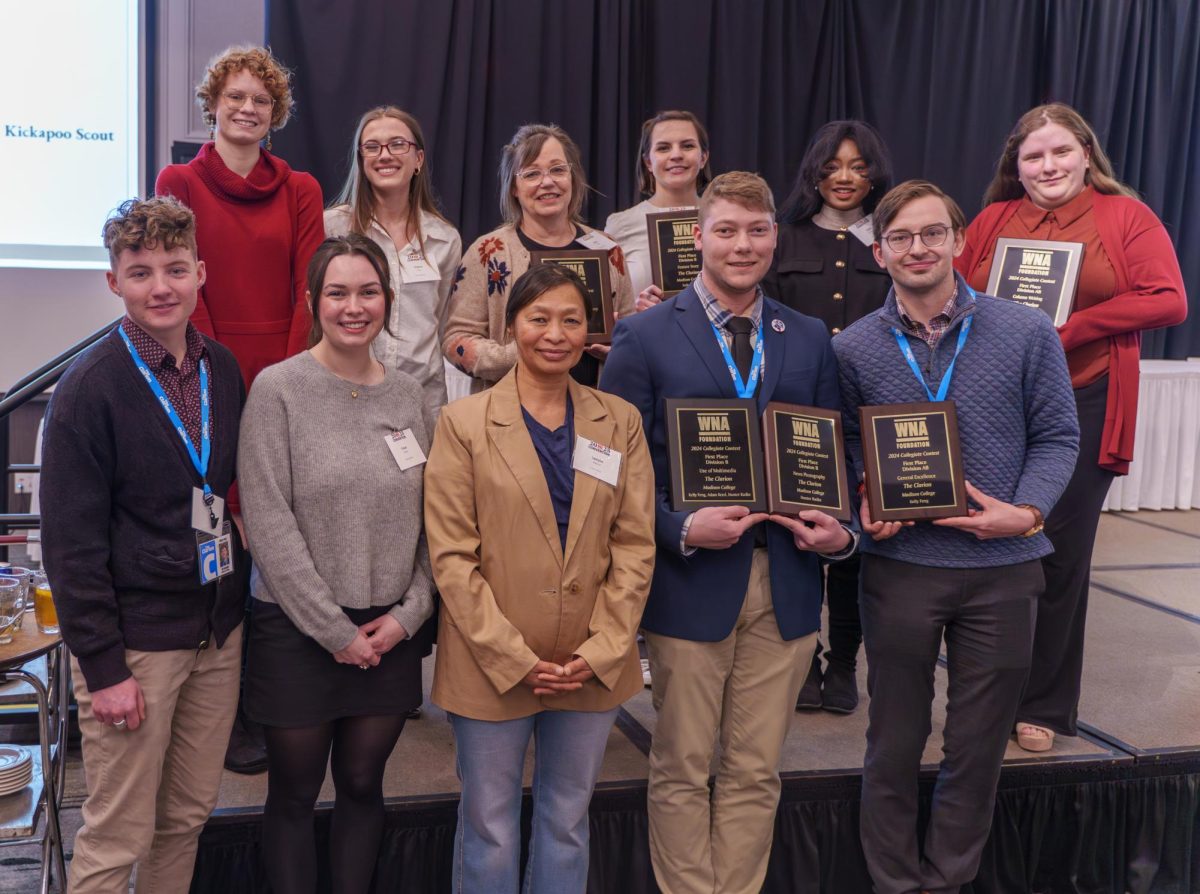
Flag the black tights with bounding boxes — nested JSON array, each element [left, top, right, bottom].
[[262, 714, 407, 894]]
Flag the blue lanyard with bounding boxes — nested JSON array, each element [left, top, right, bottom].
[[118, 327, 213, 506], [709, 319, 764, 399], [890, 288, 975, 403]]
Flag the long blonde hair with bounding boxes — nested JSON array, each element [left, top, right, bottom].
[[332, 106, 449, 252], [982, 103, 1138, 206]]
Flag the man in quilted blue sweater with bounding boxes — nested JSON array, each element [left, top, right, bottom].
[[833, 180, 1079, 894]]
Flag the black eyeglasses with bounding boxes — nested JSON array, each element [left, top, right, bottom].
[[360, 138, 416, 157], [882, 224, 951, 253]]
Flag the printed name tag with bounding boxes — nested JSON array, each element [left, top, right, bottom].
[[576, 230, 618, 252], [572, 436, 621, 486], [191, 487, 225, 535], [396, 243, 440, 283], [848, 215, 875, 247], [384, 428, 427, 470]]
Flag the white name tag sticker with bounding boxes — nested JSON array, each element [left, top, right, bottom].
[[384, 428, 427, 470], [576, 230, 618, 252], [848, 214, 875, 247], [191, 487, 225, 535], [572, 436, 621, 486], [396, 243, 440, 283]]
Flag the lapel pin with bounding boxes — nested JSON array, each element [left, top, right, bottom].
[[771, 318, 786, 333]]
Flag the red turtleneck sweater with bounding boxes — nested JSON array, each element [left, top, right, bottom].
[[155, 143, 325, 388]]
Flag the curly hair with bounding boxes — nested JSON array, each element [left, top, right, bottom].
[[102, 196, 197, 264], [196, 45, 293, 130]]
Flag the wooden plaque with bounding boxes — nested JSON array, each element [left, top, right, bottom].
[[859, 401, 967, 522], [985, 238, 1084, 326], [645, 210, 701, 297], [762, 402, 852, 521], [665, 398, 766, 512], [529, 249, 615, 344]]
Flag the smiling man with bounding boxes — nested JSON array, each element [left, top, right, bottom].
[[832, 180, 1079, 894], [40, 196, 248, 893], [602, 172, 856, 894]]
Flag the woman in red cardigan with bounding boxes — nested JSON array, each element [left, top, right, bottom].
[[957, 103, 1187, 753], [156, 45, 324, 389]]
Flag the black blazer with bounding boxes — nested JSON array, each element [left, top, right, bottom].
[[763, 218, 891, 334]]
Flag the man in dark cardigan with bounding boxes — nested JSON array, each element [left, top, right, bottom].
[[40, 196, 248, 893]]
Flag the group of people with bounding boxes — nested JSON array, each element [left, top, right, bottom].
[[36, 42, 1185, 894]]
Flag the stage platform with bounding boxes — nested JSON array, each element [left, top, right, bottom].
[[2, 510, 1197, 893]]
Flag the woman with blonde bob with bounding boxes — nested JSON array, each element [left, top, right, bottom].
[[442, 123, 634, 389], [325, 106, 462, 419], [957, 102, 1187, 753], [155, 45, 324, 389]]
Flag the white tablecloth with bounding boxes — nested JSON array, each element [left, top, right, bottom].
[[1103, 359, 1200, 511]]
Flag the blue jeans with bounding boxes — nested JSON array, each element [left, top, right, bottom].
[[450, 707, 619, 894]]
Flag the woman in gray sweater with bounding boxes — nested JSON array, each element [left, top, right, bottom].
[[239, 234, 434, 894]]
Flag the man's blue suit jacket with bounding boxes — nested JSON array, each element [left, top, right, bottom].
[[600, 283, 845, 643]]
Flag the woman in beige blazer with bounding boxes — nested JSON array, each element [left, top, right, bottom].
[[425, 263, 654, 894]]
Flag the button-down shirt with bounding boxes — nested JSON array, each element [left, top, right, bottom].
[[895, 286, 960, 348], [120, 318, 208, 450]]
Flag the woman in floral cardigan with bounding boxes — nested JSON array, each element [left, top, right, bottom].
[[442, 123, 633, 389]]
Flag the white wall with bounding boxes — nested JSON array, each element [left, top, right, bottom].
[[0, 0, 265, 392]]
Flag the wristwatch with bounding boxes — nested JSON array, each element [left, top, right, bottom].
[[1016, 504, 1045, 537]]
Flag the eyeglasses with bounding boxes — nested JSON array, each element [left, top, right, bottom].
[[221, 90, 274, 111], [360, 137, 417, 157], [882, 224, 952, 253], [516, 163, 572, 184]]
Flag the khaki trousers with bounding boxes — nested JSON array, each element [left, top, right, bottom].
[[68, 625, 242, 894], [646, 550, 816, 894]]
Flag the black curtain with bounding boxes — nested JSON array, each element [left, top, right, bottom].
[[269, 0, 1198, 358]]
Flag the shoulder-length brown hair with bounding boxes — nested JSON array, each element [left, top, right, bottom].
[[635, 110, 713, 199], [331, 107, 449, 254], [306, 235, 395, 347], [498, 124, 588, 226], [982, 103, 1138, 206]]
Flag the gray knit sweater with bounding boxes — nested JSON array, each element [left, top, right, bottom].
[[238, 351, 435, 653]]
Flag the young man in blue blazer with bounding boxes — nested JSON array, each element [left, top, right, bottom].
[[602, 171, 857, 894]]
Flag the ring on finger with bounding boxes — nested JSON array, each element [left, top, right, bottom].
[[112, 718, 127, 728]]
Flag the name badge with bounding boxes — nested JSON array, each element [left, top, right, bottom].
[[384, 428, 427, 470], [396, 243, 440, 283], [576, 230, 618, 252], [572, 436, 621, 486], [191, 487, 225, 535], [196, 521, 235, 585], [848, 215, 875, 247]]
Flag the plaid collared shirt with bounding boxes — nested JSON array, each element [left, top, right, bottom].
[[692, 275, 766, 375], [895, 286, 960, 348], [120, 318, 208, 450]]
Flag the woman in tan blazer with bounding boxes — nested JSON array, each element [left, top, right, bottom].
[[425, 263, 654, 894]]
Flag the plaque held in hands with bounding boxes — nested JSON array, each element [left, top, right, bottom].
[[858, 401, 967, 522], [761, 402, 851, 521], [665, 398, 766, 512]]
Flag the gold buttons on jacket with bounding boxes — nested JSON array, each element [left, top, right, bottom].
[[835, 260, 846, 268], [836, 232, 846, 240], [832, 327, 841, 334], [833, 292, 844, 300]]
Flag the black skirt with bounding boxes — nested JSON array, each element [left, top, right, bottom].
[[245, 599, 423, 728]]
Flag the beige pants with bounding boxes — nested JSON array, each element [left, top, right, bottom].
[[646, 550, 816, 894], [68, 625, 242, 894]]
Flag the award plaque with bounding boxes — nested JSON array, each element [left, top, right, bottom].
[[985, 238, 1084, 326], [859, 401, 967, 522], [645, 210, 701, 297], [529, 249, 615, 344], [665, 398, 767, 512], [762, 403, 851, 521]]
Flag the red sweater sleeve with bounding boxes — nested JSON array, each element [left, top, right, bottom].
[[1058, 198, 1188, 352], [155, 165, 217, 339], [285, 173, 326, 357]]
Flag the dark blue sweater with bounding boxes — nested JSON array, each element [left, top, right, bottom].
[[832, 275, 1079, 568]]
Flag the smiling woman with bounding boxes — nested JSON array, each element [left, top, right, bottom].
[[441, 123, 633, 390]]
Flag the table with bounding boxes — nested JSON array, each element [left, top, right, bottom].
[[1103, 360, 1200, 511], [0, 623, 69, 893]]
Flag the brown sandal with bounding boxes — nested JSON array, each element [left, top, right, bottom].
[[1015, 722, 1054, 752]]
